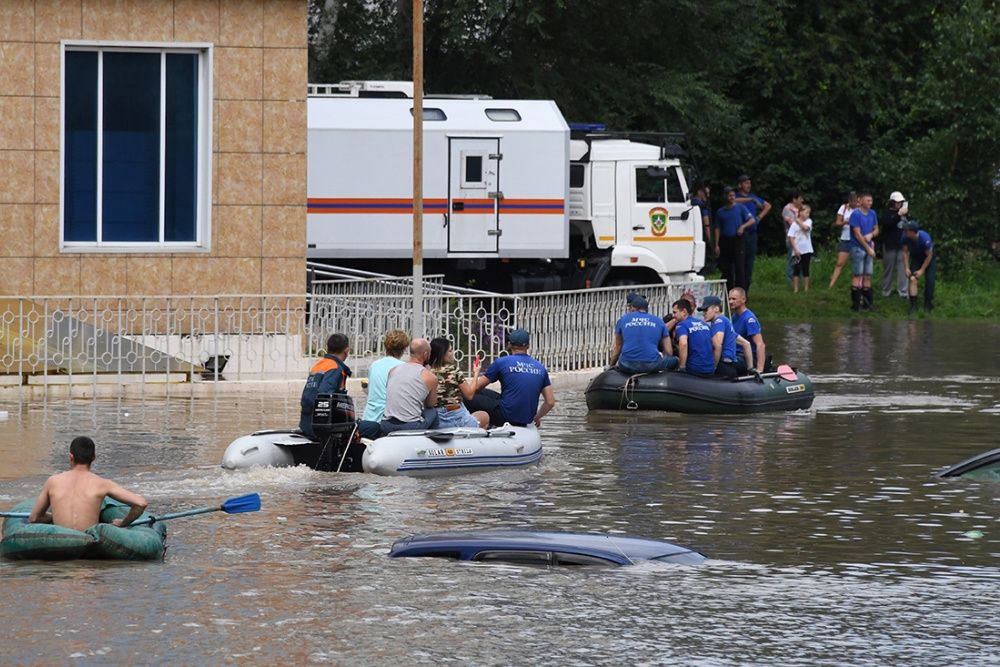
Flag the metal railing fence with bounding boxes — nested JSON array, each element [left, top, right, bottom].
[[0, 280, 726, 385]]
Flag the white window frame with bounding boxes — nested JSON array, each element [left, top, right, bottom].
[[460, 150, 488, 189], [60, 41, 213, 253]]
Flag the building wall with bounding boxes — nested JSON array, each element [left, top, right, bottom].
[[0, 0, 307, 297]]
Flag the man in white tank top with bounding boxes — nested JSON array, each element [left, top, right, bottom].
[[380, 338, 439, 434]]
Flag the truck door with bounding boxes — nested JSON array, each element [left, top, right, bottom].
[[448, 138, 500, 253], [628, 164, 695, 272]]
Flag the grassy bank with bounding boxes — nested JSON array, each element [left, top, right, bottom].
[[726, 251, 1000, 320]]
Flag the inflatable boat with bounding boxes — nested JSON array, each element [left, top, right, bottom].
[[586, 365, 815, 414], [1, 499, 166, 561], [221, 425, 543, 477]]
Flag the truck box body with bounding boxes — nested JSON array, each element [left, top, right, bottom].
[[307, 97, 570, 260]]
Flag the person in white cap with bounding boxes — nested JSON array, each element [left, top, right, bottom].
[[879, 191, 909, 298]]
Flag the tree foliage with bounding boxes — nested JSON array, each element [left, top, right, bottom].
[[309, 0, 999, 263]]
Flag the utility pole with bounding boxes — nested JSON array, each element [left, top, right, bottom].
[[411, 0, 424, 336]]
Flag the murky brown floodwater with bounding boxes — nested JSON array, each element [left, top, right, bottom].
[[1, 320, 997, 665]]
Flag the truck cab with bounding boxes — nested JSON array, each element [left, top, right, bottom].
[[568, 130, 705, 286]]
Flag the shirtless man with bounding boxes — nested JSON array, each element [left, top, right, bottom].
[[28, 436, 148, 531]]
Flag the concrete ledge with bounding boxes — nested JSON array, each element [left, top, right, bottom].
[[26, 373, 189, 386]]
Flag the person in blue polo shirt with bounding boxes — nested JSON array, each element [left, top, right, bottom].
[[714, 187, 755, 292], [699, 296, 753, 379], [901, 221, 936, 315], [848, 191, 879, 312], [728, 287, 766, 373], [673, 299, 715, 376], [734, 174, 772, 294], [473, 329, 556, 428], [610, 293, 678, 375]]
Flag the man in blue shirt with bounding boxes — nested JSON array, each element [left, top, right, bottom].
[[848, 191, 879, 312], [734, 174, 772, 294], [473, 329, 556, 428], [728, 287, 766, 373], [901, 221, 936, 315], [699, 296, 753, 379], [673, 299, 715, 376], [610, 293, 678, 375], [714, 187, 754, 292]]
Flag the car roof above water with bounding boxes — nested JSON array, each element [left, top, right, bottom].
[[390, 530, 705, 566]]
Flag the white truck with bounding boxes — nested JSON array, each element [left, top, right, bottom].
[[307, 81, 705, 291]]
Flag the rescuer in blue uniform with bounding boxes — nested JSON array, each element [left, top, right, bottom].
[[473, 329, 556, 427], [610, 293, 678, 375], [699, 295, 753, 379], [673, 299, 715, 376]]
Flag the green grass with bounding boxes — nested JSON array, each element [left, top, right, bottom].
[[738, 251, 1000, 320]]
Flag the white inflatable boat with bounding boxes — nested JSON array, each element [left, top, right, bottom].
[[220, 425, 543, 477]]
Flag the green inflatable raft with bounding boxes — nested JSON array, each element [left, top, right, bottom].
[[1, 498, 166, 561]]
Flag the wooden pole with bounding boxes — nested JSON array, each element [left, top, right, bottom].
[[412, 0, 424, 336]]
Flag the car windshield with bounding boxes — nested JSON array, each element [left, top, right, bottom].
[[958, 459, 1000, 481]]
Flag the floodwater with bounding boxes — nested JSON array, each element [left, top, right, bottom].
[[1, 320, 997, 666]]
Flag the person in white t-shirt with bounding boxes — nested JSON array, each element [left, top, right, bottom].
[[781, 191, 804, 284], [828, 192, 858, 288], [787, 205, 814, 293]]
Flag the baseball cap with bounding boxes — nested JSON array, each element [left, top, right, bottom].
[[904, 221, 920, 232], [889, 191, 906, 203], [629, 294, 648, 309], [508, 329, 530, 346], [736, 174, 751, 183], [697, 295, 723, 312]]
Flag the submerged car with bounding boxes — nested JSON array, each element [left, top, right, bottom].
[[389, 530, 706, 567], [938, 447, 1000, 481]]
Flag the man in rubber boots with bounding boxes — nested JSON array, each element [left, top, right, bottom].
[[848, 191, 879, 311], [29, 436, 148, 531], [299, 333, 354, 439], [609, 293, 678, 375], [473, 329, 556, 428], [901, 221, 936, 315]]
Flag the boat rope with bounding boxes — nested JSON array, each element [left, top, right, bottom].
[[621, 372, 649, 410]]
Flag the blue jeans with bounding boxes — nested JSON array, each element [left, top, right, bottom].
[[379, 407, 438, 435], [618, 355, 679, 375], [850, 246, 873, 276], [434, 405, 480, 428]]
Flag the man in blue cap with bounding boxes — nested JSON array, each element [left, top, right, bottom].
[[699, 295, 753, 379], [473, 329, 556, 428], [901, 220, 936, 315], [610, 293, 678, 375]]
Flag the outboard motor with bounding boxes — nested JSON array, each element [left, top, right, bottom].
[[292, 394, 366, 472]]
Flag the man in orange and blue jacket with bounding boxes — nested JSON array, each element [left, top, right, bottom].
[[299, 333, 352, 438]]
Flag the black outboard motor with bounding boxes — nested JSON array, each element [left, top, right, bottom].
[[292, 394, 366, 472]]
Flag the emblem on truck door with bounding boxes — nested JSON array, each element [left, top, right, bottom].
[[649, 207, 668, 237]]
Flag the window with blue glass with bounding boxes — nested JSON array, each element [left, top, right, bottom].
[[62, 47, 207, 248]]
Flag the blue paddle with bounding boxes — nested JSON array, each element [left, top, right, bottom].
[[0, 493, 261, 525]]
